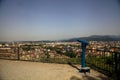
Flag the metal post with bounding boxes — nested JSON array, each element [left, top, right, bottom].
[[114, 53, 118, 75], [17, 47, 20, 60], [81, 43, 86, 67]]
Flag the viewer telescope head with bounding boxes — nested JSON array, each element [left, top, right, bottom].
[[77, 39, 89, 45]]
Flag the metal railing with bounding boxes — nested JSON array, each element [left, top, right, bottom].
[[86, 49, 120, 80]]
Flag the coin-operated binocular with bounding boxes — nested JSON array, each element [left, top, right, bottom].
[[77, 39, 90, 74]]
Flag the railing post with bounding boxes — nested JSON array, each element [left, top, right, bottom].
[[114, 52, 119, 80], [114, 53, 117, 73], [17, 47, 20, 60]]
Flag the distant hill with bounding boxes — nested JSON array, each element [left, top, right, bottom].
[[62, 35, 120, 42]]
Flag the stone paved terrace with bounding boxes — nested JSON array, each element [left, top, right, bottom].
[[0, 59, 111, 80]]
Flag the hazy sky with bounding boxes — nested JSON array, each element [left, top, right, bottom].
[[0, 0, 120, 41]]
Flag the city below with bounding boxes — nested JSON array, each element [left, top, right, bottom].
[[0, 35, 120, 60]]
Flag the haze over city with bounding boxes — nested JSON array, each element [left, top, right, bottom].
[[0, 0, 120, 41]]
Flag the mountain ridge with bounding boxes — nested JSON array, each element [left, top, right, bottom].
[[61, 35, 120, 42]]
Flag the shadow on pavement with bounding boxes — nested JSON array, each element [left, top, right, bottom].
[[83, 74, 111, 80], [70, 76, 82, 80], [68, 62, 80, 71], [68, 63, 111, 80]]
